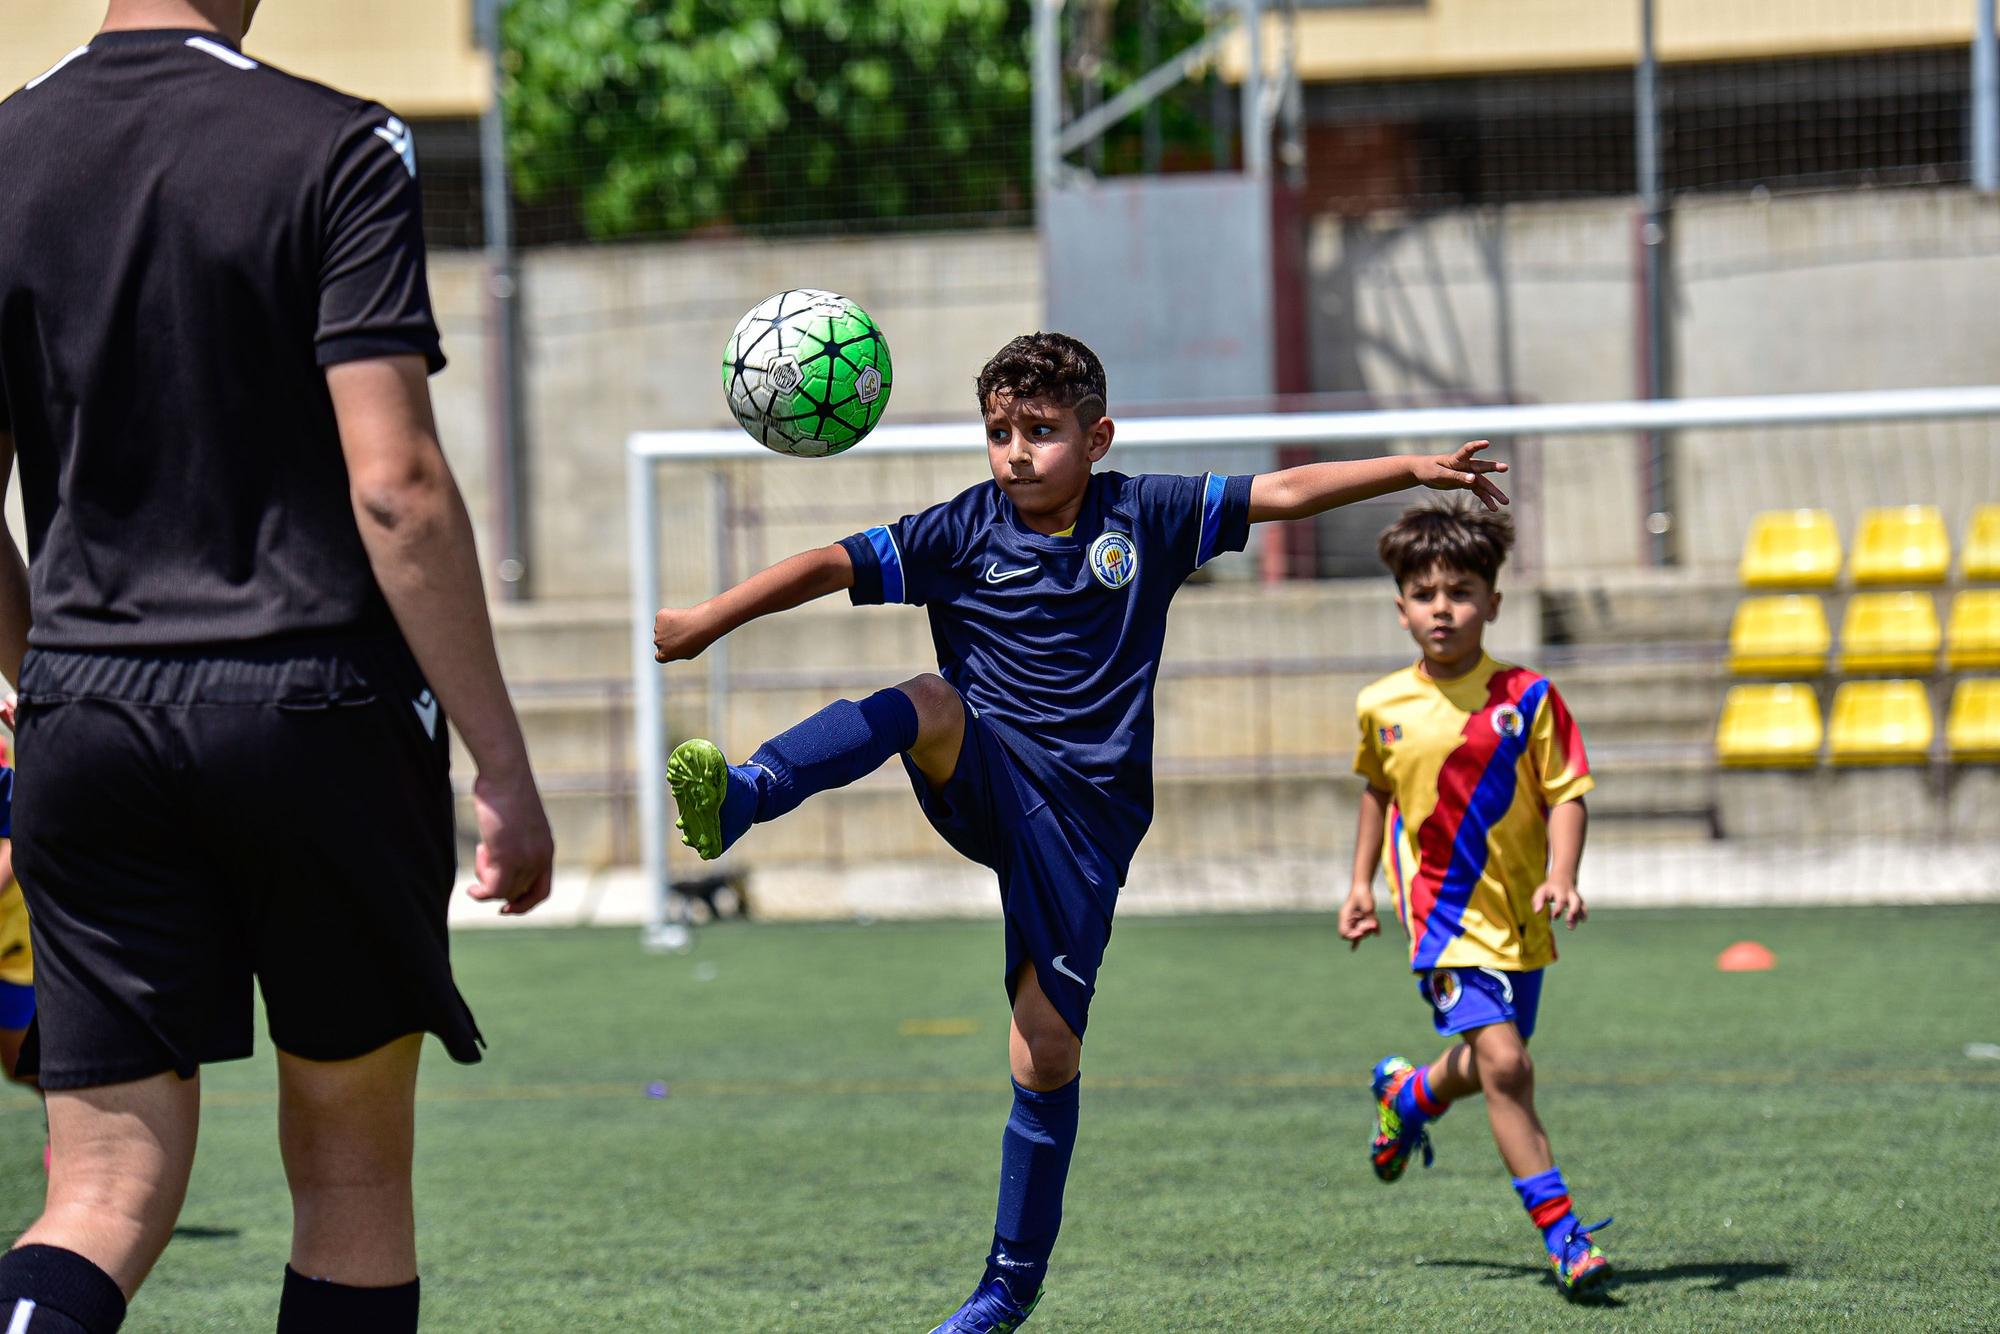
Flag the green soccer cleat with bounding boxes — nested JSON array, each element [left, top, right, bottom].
[[667, 738, 731, 860]]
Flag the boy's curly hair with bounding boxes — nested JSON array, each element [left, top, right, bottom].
[[975, 332, 1108, 424], [1377, 504, 1516, 589]]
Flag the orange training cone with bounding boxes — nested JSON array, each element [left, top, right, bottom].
[[1717, 940, 1776, 972]]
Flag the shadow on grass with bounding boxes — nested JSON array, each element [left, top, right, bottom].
[[170, 1225, 240, 1241], [1420, 1257, 1791, 1297]]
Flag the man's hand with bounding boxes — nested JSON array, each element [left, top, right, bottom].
[[465, 769, 556, 916], [0, 692, 15, 730], [653, 606, 718, 664], [1532, 877, 1587, 929], [1413, 440, 1509, 511], [1338, 886, 1382, 951]]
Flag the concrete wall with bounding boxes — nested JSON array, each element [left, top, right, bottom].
[[1309, 186, 2000, 572], [430, 231, 1041, 603]]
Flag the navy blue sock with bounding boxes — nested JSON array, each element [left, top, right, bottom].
[[1513, 1166, 1577, 1254], [0, 1245, 127, 1333], [984, 1075, 1081, 1300], [722, 687, 922, 845], [277, 1267, 418, 1333]]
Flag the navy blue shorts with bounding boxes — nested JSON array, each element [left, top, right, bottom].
[[1418, 966, 1545, 1041], [0, 980, 32, 1031], [903, 701, 1116, 1040]]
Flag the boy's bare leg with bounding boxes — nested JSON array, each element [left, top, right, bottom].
[[1429, 1023, 1554, 1178], [0, 1026, 31, 1086], [1008, 961, 1081, 1091]]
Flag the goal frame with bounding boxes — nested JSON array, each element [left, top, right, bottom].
[[625, 383, 2000, 949]]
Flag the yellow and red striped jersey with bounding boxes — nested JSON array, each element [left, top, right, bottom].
[[1354, 654, 1593, 972]]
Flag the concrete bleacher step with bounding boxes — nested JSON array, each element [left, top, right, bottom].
[[1538, 570, 1740, 646], [479, 745, 1724, 870]]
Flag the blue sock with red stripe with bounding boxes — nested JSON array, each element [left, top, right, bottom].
[[1513, 1167, 1578, 1255], [724, 687, 921, 842], [1392, 1064, 1449, 1131]]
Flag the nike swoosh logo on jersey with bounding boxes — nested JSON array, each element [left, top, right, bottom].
[[983, 562, 1039, 584], [1050, 954, 1091, 987]]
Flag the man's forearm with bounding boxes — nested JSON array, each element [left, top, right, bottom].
[[353, 474, 530, 780]]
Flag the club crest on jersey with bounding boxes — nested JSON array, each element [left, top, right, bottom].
[[1491, 703, 1526, 740], [1378, 724, 1403, 746], [1426, 969, 1462, 1013], [1088, 531, 1137, 590]]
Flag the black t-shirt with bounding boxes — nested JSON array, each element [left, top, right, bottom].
[[0, 28, 445, 650]]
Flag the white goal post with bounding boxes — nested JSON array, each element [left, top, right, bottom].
[[626, 384, 2000, 949]]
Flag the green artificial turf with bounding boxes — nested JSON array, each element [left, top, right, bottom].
[[3, 905, 1996, 1331]]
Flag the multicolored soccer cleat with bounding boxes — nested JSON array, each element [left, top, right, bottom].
[[1548, 1215, 1614, 1297], [927, 1276, 1041, 1334], [666, 738, 731, 860], [1368, 1055, 1435, 1183]]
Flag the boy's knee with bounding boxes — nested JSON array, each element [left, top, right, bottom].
[[896, 673, 959, 727], [1480, 1042, 1534, 1095], [1018, 1028, 1080, 1090]]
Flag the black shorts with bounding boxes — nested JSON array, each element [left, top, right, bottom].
[[12, 638, 482, 1090]]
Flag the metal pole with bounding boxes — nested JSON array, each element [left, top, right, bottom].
[[1240, 0, 1268, 178], [478, 0, 530, 599], [627, 448, 686, 952], [1142, 0, 1162, 174], [1635, 0, 1674, 565], [1977, 0, 1999, 192], [1032, 0, 1065, 199]]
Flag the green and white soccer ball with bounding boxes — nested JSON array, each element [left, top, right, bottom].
[[722, 289, 893, 457]]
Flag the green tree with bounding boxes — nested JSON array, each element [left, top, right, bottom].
[[502, 0, 1036, 238]]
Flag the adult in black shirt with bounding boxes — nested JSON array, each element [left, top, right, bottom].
[[0, 3, 555, 1331]]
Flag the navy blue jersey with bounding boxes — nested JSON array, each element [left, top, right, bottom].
[[840, 470, 1253, 878]]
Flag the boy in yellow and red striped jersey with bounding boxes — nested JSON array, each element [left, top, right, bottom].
[[1338, 505, 1612, 1298]]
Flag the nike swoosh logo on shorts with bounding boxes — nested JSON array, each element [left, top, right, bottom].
[[1050, 954, 1090, 987], [983, 562, 1039, 584]]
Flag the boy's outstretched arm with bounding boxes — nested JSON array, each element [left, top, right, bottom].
[[1338, 784, 1392, 951], [654, 542, 855, 663], [1531, 796, 1590, 928], [1248, 440, 1508, 522]]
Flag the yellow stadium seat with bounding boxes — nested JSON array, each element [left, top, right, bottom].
[[1946, 678, 2000, 762], [1728, 595, 1830, 676], [1850, 505, 1950, 586], [1945, 590, 2000, 671], [1739, 509, 1841, 589], [1828, 680, 1934, 766], [1837, 592, 1941, 675], [1964, 504, 2000, 582], [1715, 683, 1823, 767]]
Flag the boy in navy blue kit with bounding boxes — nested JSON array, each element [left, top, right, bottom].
[[653, 332, 1509, 1330]]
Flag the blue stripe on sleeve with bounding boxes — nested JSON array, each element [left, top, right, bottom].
[[1196, 472, 1228, 568], [865, 525, 905, 604]]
